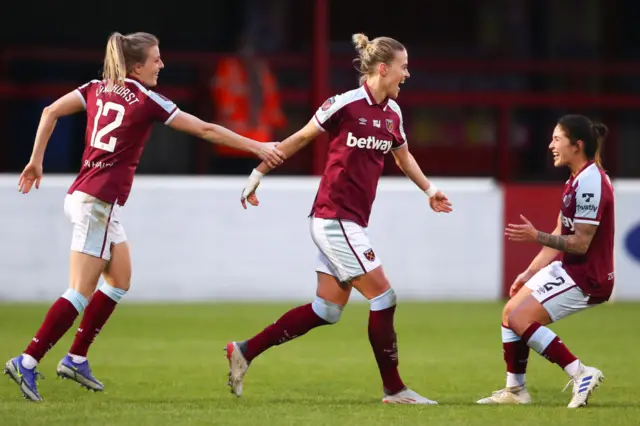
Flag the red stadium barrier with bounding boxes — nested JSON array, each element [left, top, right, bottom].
[[1, 46, 640, 177], [6, 47, 640, 76], [502, 184, 564, 298], [0, 83, 308, 104]]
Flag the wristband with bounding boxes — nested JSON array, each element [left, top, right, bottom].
[[242, 169, 264, 199], [249, 168, 264, 181], [425, 184, 438, 198]]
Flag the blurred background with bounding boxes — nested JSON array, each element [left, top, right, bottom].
[[1, 0, 640, 302], [2, 0, 640, 181]]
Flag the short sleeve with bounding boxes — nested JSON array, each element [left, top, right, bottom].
[[313, 94, 346, 133], [146, 90, 180, 125], [75, 80, 100, 110], [575, 170, 604, 225], [387, 101, 407, 150]]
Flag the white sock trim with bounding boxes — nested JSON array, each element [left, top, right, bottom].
[[502, 326, 520, 343], [61, 288, 89, 313], [69, 354, 87, 364], [21, 354, 38, 369], [506, 372, 526, 388], [311, 297, 343, 324], [369, 288, 397, 311], [527, 326, 557, 354], [564, 359, 583, 379], [98, 283, 127, 303]]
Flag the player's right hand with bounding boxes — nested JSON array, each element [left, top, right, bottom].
[[18, 161, 43, 194], [257, 142, 286, 169], [509, 269, 534, 297]]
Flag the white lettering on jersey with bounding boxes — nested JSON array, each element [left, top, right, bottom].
[[84, 160, 114, 169], [97, 84, 140, 105], [346, 132, 392, 153], [574, 163, 603, 225], [561, 214, 575, 232]]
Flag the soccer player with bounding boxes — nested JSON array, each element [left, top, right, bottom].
[[477, 115, 613, 408], [226, 33, 452, 405], [4, 31, 285, 402]]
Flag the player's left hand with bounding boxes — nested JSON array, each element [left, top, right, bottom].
[[428, 191, 453, 213], [18, 161, 43, 194], [505, 214, 538, 242], [240, 186, 260, 209], [240, 169, 263, 209], [257, 142, 286, 169]]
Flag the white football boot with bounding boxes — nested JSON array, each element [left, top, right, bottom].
[[565, 366, 605, 408], [476, 386, 532, 404], [382, 388, 438, 405], [225, 342, 249, 397]]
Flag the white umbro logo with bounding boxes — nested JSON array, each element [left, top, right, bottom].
[[359, 118, 367, 125]]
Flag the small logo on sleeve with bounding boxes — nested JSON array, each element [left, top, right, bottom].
[[363, 248, 376, 261], [321, 97, 335, 111]]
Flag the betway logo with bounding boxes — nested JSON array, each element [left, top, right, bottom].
[[347, 132, 392, 153]]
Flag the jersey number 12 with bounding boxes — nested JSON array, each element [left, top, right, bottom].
[[89, 99, 125, 152]]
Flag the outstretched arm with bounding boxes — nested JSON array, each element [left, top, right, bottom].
[[392, 144, 436, 194], [254, 119, 322, 175], [239, 119, 323, 208], [391, 144, 452, 213], [168, 111, 285, 168]]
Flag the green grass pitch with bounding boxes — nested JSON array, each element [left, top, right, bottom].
[[1, 302, 638, 425]]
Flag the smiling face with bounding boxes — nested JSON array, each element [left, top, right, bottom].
[[549, 124, 581, 168], [381, 49, 410, 99], [131, 45, 164, 87]]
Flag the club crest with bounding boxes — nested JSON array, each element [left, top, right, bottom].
[[385, 119, 394, 133], [363, 248, 376, 261]]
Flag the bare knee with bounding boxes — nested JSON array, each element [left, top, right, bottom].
[[103, 265, 131, 291], [506, 307, 536, 337], [103, 242, 132, 291], [504, 296, 530, 335], [69, 251, 107, 300], [502, 302, 515, 327], [351, 266, 391, 300]]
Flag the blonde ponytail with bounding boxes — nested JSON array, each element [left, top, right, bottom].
[[103, 32, 127, 89]]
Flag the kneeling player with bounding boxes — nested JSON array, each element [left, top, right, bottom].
[[477, 115, 613, 408]]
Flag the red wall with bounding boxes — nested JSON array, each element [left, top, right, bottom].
[[502, 184, 564, 298]]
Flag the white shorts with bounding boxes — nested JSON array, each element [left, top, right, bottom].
[[309, 217, 381, 283], [525, 261, 595, 322], [64, 191, 127, 261]]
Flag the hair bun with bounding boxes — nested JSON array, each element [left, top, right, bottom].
[[352, 33, 369, 52]]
